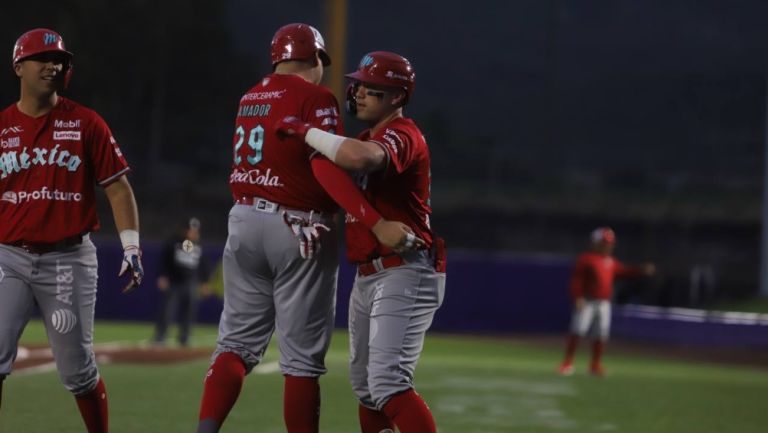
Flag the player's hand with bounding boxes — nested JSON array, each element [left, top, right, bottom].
[[157, 276, 170, 291], [643, 263, 656, 276], [372, 219, 425, 253], [275, 116, 311, 140], [199, 282, 213, 297], [574, 297, 585, 310], [118, 246, 144, 293]]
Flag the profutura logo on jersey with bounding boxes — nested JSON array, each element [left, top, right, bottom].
[[0, 145, 82, 179], [1, 188, 83, 204]]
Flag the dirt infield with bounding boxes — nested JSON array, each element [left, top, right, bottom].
[[13, 344, 212, 373]]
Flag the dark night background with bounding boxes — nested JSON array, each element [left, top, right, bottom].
[[1, 0, 766, 306]]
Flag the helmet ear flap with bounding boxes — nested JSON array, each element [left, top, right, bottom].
[[61, 61, 73, 90], [345, 82, 358, 115]]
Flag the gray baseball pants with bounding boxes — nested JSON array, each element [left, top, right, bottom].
[[0, 237, 100, 395]]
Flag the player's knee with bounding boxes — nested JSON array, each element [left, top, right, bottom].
[[368, 378, 412, 410], [60, 367, 99, 395], [277, 350, 327, 377], [351, 377, 372, 403], [213, 347, 258, 374], [370, 386, 412, 411]]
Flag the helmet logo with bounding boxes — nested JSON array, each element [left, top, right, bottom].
[[360, 55, 374, 68], [309, 26, 325, 47], [385, 70, 409, 81], [43, 33, 58, 46]]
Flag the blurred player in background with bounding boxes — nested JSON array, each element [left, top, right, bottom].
[[0, 28, 142, 433], [278, 51, 446, 433], [558, 227, 655, 376], [195, 25, 417, 433], [152, 217, 211, 347]]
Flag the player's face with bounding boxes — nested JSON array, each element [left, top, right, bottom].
[[15, 52, 67, 95], [353, 82, 402, 121], [595, 241, 615, 255], [186, 228, 200, 242]]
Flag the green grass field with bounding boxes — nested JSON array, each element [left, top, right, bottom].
[[1, 321, 766, 433]]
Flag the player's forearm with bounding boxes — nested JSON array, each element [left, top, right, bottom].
[[306, 128, 385, 172], [310, 157, 382, 228], [104, 175, 140, 235]]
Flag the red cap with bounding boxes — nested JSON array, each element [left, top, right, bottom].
[[13, 28, 72, 64], [270, 23, 330, 67], [590, 227, 616, 244], [345, 51, 415, 99]]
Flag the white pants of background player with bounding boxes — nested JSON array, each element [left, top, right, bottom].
[[570, 299, 611, 340]]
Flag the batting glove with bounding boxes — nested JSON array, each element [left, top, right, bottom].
[[118, 246, 144, 293], [282, 211, 330, 259], [275, 116, 311, 140]]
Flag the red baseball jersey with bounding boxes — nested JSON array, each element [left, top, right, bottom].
[[0, 97, 130, 243], [345, 117, 433, 262], [229, 73, 344, 213], [570, 252, 644, 300]]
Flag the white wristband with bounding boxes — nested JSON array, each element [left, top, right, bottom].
[[119, 229, 140, 249], [305, 128, 344, 162]]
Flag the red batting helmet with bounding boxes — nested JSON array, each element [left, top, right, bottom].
[[591, 227, 616, 245], [271, 23, 330, 67], [12, 28, 74, 89], [346, 51, 416, 100]]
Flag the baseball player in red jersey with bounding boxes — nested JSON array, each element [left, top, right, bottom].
[[278, 51, 446, 433], [196, 26, 417, 433], [558, 227, 655, 376], [0, 29, 142, 432]]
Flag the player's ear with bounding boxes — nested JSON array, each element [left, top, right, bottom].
[[312, 52, 322, 67], [13, 62, 22, 77], [391, 89, 406, 107]]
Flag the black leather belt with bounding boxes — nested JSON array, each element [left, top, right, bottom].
[[6, 234, 84, 254]]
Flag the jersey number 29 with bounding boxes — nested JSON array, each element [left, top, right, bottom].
[[234, 125, 264, 165]]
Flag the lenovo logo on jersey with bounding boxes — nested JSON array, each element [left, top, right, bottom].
[[53, 131, 81, 141], [54, 119, 81, 128], [3, 188, 83, 204], [1, 126, 23, 136], [1, 137, 20, 149], [229, 167, 283, 187]]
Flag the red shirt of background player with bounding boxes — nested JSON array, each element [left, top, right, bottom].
[[569, 252, 646, 300]]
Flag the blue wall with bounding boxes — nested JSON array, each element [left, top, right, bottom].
[[91, 241, 574, 333], [88, 240, 768, 349]]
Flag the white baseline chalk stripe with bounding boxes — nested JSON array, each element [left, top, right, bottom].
[[617, 304, 768, 326]]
